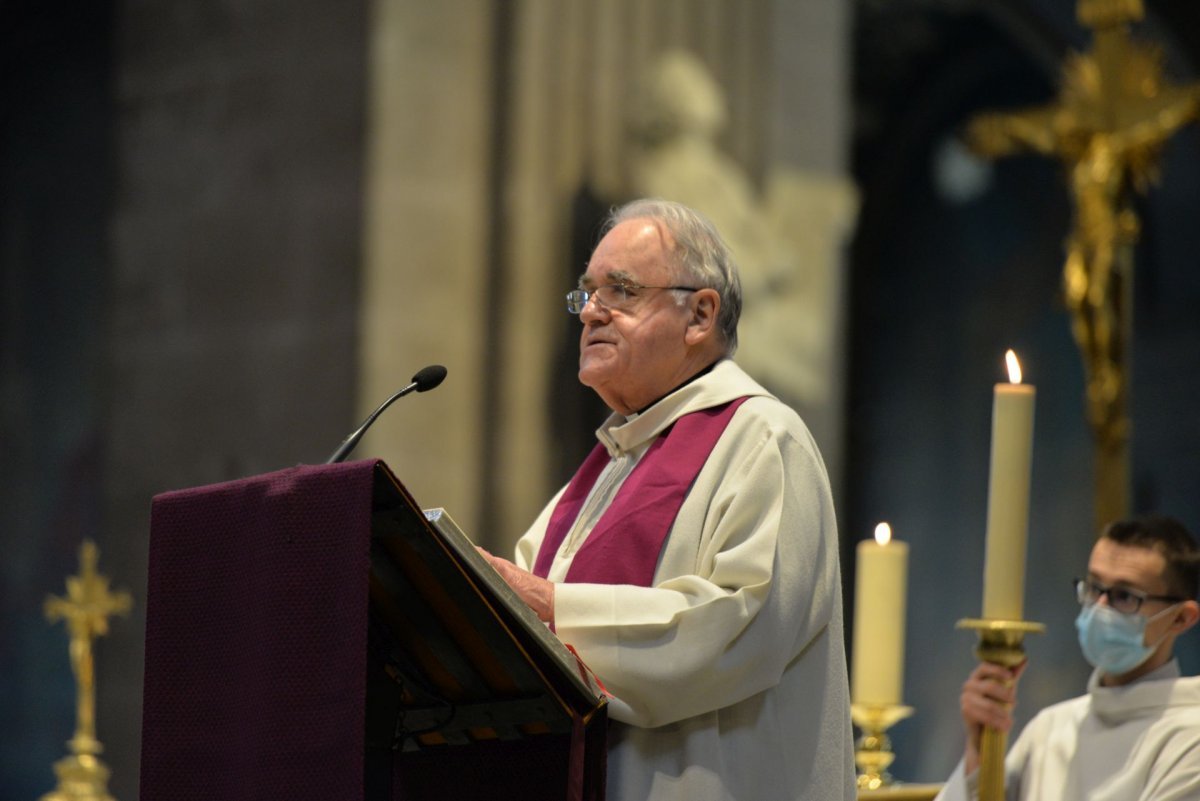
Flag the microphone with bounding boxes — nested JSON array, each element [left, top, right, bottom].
[[325, 364, 448, 464]]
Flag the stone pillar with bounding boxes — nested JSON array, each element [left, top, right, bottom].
[[358, 1, 493, 534]]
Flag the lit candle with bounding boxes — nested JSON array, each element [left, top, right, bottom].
[[852, 522, 909, 706], [982, 350, 1036, 620]]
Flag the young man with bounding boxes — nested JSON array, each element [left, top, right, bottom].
[[937, 515, 1200, 800]]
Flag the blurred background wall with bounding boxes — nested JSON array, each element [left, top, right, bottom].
[[2, 0, 1198, 798]]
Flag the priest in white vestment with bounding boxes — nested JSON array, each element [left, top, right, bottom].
[[936, 515, 1200, 801], [480, 199, 855, 800]]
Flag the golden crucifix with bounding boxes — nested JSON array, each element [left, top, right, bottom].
[[43, 539, 133, 801], [966, 0, 1200, 530]]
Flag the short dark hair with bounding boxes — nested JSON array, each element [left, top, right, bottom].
[[1101, 515, 1200, 600]]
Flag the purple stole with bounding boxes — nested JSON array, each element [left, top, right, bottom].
[[533, 397, 749, 587]]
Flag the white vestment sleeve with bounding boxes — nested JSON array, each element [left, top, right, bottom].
[[934, 711, 1036, 801], [1141, 739, 1200, 800], [934, 753, 1028, 801], [933, 759, 971, 801], [514, 485, 564, 571]]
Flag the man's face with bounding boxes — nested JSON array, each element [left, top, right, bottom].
[[577, 218, 695, 415], [1086, 538, 1175, 645]]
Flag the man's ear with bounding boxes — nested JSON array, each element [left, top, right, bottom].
[[684, 288, 720, 345], [1173, 600, 1200, 636]]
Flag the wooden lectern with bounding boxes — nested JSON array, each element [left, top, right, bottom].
[[141, 460, 607, 801]]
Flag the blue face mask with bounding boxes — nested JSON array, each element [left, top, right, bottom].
[[1075, 602, 1179, 676]]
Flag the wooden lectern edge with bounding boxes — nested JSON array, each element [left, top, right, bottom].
[[420, 505, 607, 715], [370, 462, 607, 720]]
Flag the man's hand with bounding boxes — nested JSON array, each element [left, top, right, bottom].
[[961, 660, 1027, 775], [477, 548, 555, 624]]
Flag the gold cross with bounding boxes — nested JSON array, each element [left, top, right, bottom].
[[966, 0, 1200, 529], [44, 540, 133, 758]]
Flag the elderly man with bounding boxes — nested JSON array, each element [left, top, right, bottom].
[[936, 515, 1200, 801], [480, 198, 854, 800]]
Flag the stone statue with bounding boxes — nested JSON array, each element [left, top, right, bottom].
[[628, 50, 858, 427]]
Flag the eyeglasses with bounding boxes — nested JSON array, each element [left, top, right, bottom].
[[1073, 578, 1184, 615], [565, 283, 698, 314]]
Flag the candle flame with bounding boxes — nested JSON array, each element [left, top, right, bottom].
[[874, 522, 892, 546], [1005, 349, 1023, 384]]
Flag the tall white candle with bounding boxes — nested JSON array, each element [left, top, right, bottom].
[[982, 350, 1036, 620], [852, 522, 909, 706]]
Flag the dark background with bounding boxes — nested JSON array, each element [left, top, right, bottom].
[[3, 0, 1198, 794], [846, 0, 1200, 779]]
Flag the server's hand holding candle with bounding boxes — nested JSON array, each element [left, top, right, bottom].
[[982, 349, 1036, 621], [852, 522, 909, 706]]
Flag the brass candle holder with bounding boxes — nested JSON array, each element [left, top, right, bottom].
[[851, 702, 914, 790], [956, 618, 1045, 801]]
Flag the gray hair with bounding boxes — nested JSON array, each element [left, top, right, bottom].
[[603, 198, 742, 354]]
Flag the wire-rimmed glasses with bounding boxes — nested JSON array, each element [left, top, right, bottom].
[[565, 283, 698, 314]]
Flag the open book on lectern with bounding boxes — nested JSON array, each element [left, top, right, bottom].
[[366, 465, 607, 754]]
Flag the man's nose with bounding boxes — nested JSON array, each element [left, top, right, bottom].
[[578, 295, 609, 323]]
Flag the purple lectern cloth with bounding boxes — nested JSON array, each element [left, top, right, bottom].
[[141, 460, 377, 801]]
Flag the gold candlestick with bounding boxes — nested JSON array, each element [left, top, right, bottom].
[[851, 702, 914, 790], [42, 540, 133, 801], [956, 618, 1045, 801]]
